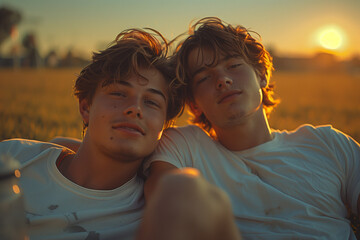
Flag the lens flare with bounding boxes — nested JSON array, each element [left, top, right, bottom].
[[12, 184, 21, 194], [14, 169, 21, 178]]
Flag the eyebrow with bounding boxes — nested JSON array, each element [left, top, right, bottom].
[[118, 81, 167, 102], [148, 88, 167, 102], [191, 55, 239, 78]]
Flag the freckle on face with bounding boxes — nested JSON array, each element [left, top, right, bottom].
[[110, 136, 113, 140]]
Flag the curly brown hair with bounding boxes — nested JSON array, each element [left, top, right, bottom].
[[174, 17, 279, 134], [74, 28, 185, 132]]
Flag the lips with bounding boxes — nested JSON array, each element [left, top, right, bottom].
[[112, 122, 145, 135], [217, 90, 242, 104]]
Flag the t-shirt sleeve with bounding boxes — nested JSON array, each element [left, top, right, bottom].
[[143, 126, 197, 174], [0, 139, 37, 164], [322, 127, 360, 214], [0, 139, 60, 167]]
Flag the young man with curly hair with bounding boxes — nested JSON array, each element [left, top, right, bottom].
[[145, 17, 360, 239], [0, 29, 187, 240]]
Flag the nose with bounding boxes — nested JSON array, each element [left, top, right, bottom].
[[123, 104, 143, 119], [216, 74, 233, 90]]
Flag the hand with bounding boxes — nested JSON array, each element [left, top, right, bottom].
[[137, 168, 241, 240]]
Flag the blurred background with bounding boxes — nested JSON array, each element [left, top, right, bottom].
[[0, 0, 359, 142]]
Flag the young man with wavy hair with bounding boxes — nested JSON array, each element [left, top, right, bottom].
[[0, 29, 186, 240], [145, 17, 360, 239]]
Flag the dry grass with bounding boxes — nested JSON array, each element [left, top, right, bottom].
[[0, 68, 83, 141], [270, 71, 360, 142], [0, 68, 359, 143]]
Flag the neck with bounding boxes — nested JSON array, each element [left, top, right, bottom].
[[214, 108, 273, 151], [58, 138, 142, 190]]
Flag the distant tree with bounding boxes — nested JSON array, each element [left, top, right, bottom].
[[22, 32, 41, 67], [45, 49, 59, 67], [60, 49, 89, 68], [347, 54, 360, 74], [0, 6, 21, 47]]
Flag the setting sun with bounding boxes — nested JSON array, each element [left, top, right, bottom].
[[316, 25, 346, 50]]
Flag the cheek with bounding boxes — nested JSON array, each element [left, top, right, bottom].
[[90, 104, 116, 125], [147, 110, 166, 131], [250, 87, 263, 107], [193, 80, 214, 98], [193, 87, 211, 108]]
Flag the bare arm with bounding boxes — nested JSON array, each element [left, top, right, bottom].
[[50, 137, 81, 152], [137, 168, 242, 240], [144, 161, 178, 201]]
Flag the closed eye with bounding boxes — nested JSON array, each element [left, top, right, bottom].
[[196, 75, 210, 85], [110, 92, 126, 97], [144, 98, 161, 108], [229, 63, 242, 69]]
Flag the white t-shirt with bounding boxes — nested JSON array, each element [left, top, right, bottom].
[[146, 124, 360, 239], [0, 139, 144, 240]]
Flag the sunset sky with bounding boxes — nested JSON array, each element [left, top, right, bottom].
[[1, 0, 359, 60]]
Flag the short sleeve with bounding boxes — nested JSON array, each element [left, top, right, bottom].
[[0, 139, 61, 167], [143, 126, 197, 175], [322, 127, 360, 214]]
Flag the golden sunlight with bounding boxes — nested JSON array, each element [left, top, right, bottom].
[[182, 168, 200, 177], [316, 25, 345, 50]]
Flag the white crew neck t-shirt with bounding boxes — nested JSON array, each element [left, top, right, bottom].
[[1, 139, 144, 240], [146, 124, 360, 239]]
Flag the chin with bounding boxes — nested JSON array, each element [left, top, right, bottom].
[[118, 147, 153, 161], [108, 139, 156, 160]]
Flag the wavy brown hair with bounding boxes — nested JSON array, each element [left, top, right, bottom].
[[174, 17, 280, 134], [74, 29, 185, 132]]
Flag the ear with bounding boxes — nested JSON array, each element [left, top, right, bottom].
[[189, 102, 203, 118], [79, 98, 90, 125]]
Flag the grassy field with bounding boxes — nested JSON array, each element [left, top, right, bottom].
[[0, 68, 83, 141], [0, 68, 359, 143]]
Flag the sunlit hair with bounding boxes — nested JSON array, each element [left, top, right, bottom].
[[74, 29, 185, 133], [174, 17, 280, 136]]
